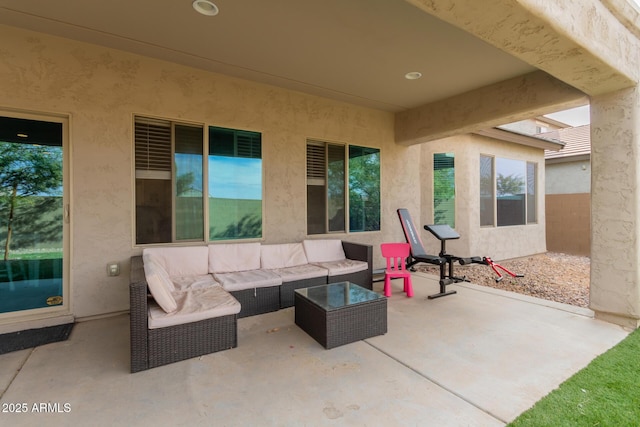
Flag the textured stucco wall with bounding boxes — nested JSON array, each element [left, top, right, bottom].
[[545, 161, 591, 194], [420, 134, 546, 261], [590, 87, 640, 328], [0, 25, 416, 321], [407, 0, 638, 94]]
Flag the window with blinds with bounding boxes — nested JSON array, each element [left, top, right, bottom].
[[306, 142, 325, 185], [134, 116, 263, 244], [134, 117, 171, 180], [209, 127, 261, 159], [306, 140, 379, 235], [306, 141, 346, 233]]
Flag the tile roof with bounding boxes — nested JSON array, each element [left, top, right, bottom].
[[541, 124, 591, 160]]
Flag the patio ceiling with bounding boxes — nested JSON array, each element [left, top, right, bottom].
[[0, 0, 538, 113]]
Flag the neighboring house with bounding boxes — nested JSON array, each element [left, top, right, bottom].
[[543, 125, 592, 256]]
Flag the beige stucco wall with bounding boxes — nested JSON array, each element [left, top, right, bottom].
[[0, 25, 425, 324], [590, 87, 640, 328], [546, 160, 591, 194], [420, 134, 546, 261]]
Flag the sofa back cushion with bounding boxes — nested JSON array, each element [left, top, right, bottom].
[[303, 239, 346, 263], [143, 254, 178, 313], [209, 242, 261, 273], [143, 246, 209, 277], [261, 243, 308, 269]]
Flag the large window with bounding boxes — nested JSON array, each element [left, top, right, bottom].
[[306, 141, 380, 234], [433, 153, 455, 227], [479, 155, 537, 227], [134, 116, 262, 244]]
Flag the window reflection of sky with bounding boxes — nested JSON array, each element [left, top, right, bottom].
[[210, 156, 262, 200], [175, 154, 262, 200], [496, 158, 524, 180]]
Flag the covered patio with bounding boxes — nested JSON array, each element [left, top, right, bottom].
[[0, 0, 639, 332], [0, 1, 639, 423], [1, 273, 628, 426]]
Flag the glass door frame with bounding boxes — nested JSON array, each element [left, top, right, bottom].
[[0, 109, 71, 323]]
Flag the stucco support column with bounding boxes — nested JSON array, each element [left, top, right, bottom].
[[590, 87, 640, 329]]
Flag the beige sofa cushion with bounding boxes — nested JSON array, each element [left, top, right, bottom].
[[302, 239, 346, 263], [171, 275, 219, 292], [311, 259, 368, 277], [270, 264, 328, 282], [143, 255, 178, 313], [209, 243, 261, 273], [148, 286, 240, 329], [143, 246, 209, 277], [214, 269, 282, 292], [261, 243, 308, 269]]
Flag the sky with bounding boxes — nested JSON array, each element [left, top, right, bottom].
[[544, 105, 590, 127]]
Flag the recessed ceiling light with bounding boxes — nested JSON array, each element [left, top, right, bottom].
[[193, 0, 219, 16], [405, 72, 422, 80]]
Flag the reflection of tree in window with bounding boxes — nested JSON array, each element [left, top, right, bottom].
[[496, 158, 525, 226], [0, 142, 63, 260], [349, 146, 380, 232], [327, 144, 345, 233], [433, 153, 455, 227], [496, 173, 524, 196]]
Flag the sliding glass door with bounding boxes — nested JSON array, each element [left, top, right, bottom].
[[0, 113, 67, 315]]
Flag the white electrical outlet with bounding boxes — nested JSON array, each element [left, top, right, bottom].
[[107, 262, 120, 276]]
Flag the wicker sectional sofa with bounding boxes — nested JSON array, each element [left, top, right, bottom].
[[129, 240, 372, 372]]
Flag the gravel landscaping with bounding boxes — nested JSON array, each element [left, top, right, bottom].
[[416, 252, 590, 308]]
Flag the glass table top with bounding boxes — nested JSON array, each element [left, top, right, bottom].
[[295, 282, 384, 311]]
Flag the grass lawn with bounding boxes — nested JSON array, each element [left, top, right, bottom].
[[509, 328, 640, 426]]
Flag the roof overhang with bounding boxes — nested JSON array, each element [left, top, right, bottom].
[[545, 153, 591, 164], [473, 127, 565, 151]]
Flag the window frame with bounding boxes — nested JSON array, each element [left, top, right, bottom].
[[133, 115, 264, 245], [479, 154, 538, 228], [306, 139, 380, 235]]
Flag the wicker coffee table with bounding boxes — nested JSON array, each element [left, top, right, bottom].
[[294, 282, 387, 349]]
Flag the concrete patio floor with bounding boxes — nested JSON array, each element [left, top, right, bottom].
[[0, 272, 629, 426]]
